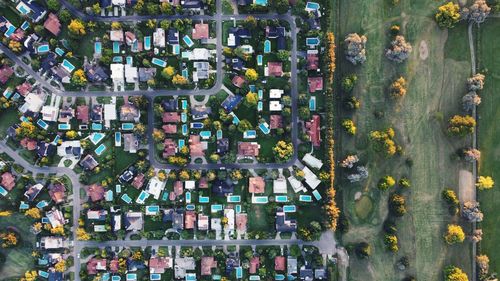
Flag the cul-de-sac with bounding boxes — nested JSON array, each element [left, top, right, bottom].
[[0, 0, 498, 281]]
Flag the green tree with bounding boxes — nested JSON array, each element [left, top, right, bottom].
[[435, 2, 461, 28], [46, 0, 60, 11]]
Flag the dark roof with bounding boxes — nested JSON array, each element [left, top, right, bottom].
[[300, 268, 314, 280], [182, 0, 203, 9], [119, 168, 136, 183], [226, 57, 244, 71], [167, 29, 179, 45], [36, 141, 56, 158], [276, 210, 297, 232], [216, 138, 229, 154], [48, 271, 63, 281], [100, 0, 112, 7], [41, 52, 57, 72], [22, 0, 47, 22], [228, 27, 251, 46], [191, 106, 211, 120], [85, 64, 109, 83], [162, 99, 177, 111], [80, 154, 99, 170], [138, 67, 156, 82], [211, 180, 234, 197], [221, 94, 242, 112]]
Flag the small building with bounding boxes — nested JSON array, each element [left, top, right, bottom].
[[185, 210, 196, 230], [48, 182, 66, 204], [273, 178, 287, 194], [0, 66, 14, 84], [149, 257, 173, 274], [249, 257, 260, 274], [43, 13, 61, 36], [153, 28, 166, 48], [192, 23, 209, 40], [146, 176, 166, 200], [248, 177, 265, 193], [270, 115, 283, 129], [235, 213, 247, 233], [201, 256, 217, 276], [308, 76, 323, 93], [198, 214, 209, 231], [276, 209, 297, 232], [120, 103, 140, 122], [40, 236, 65, 249], [266, 62, 283, 77], [305, 115, 321, 147], [302, 153, 323, 169], [238, 142, 260, 157], [123, 133, 139, 153], [86, 184, 105, 202], [162, 112, 180, 123], [125, 211, 143, 231], [1, 172, 16, 191], [80, 154, 99, 170], [24, 183, 43, 201], [287, 257, 297, 275], [87, 258, 107, 275], [275, 256, 286, 271]]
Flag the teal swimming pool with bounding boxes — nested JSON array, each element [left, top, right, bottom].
[[275, 195, 288, 203], [178, 139, 185, 149], [37, 44, 50, 53], [183, 35, 194, 47], [115, 132, 122, 146], [258, 123, 270, 134], [243, 130, 257, 139], [90, 133, 105, 145], [152, 57, 167, 67], [126, 273, 137, 281], [144, 36, 151, 50], [216, 129, 223, 140], [150, 274, 161, 281], [113, 41, 120, 54], [182, 68, 188, 79], [58, 123, 71, 130], [0, 186, 7, 196], [95, 144, 107, 156], [136, 190, 150, 204], [112, 56, 123, 63], [257, 54, 263, 66], [182, 100, 188, 110], [236, 267, 243, 279], [173, 44, 181, 55], [94, 42, 102, 54], [211, 204, 223, 212], [299, 195, 312, 202], [253, 196, 268, 204], [62, 59, 75, 72], [191, 122, 204, 129], [227, 195, 241, 203], [305, 1, 320, 10], [182, 124, 188, 136], [199, 196, 209, 203], [55, 47, 65, 56], [312, 190, 322, 200], [121, 194, 132, 204], [146, 205, 160, 214], [264, 40, 271, 53], [121, 123, 134, 130], [309, 96, 316, 111], [111, 276, 121, 281], [283, 205, 296, 212], [185, 191, 192, 203], [257, 101, 263, 111], [306, 37, 320, 48], [92, 123, 103, 130], [200, 130, 211, 139], [186, 204, 195, 211], [181, 112, 187, 123], [37, 119, 49, 130]]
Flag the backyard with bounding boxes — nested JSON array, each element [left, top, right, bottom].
[[334, 0, 473, 280], [477, 18, 500, 274]]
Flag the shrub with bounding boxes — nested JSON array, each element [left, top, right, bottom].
[[341, 119, 357, 135], [448, 115, 476, 136], [344, 33, 367, 65], [384, 234, 399, 252], [386, 35, 412, 63], [444, 265, 468, 281], [378, 176, 396, 191], [389, 194, 407, 216], [355, 242, 371, 258], [444, 224, 465, 244], [398, 177, 411, 188], [341, 74, 358, 92], [435, 2, 461, 28]]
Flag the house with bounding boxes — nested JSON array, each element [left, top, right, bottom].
[[119, 166, 136, 183], [131, 173, 145, 189], [167, 28, 179, 45], [189, 135, 206, 157], [287, 257, 297, 275], [50, 64, 71, 82], [80, 154, 98, 170], [16, 82, 32, 96], [224, 208, 235, 231], [90, 104, 103, 123], [153, 28, 166, 48], [273, 177, 287, 194], [188, 48, 211, 61], [227, 57, 244, 71], [173, 181, 183, 197], [308, 76, 323, 93], [315, 268, 327, 280], [120, 103, 141, 122], [40, 236, 65, 250], [163, 138, 177, 158], [302, 153, 323, 169], [193, 61, 210, 81], [21, 92, 45, 113], [270, 115, 283, 129], [20, 138, 37, 151], [125, 31, 137, 45], [16, 0, 47, 23], [231, 75, 246, 88], [184, 210, 196, 229], [211, 180, 234, 196], [46, 208, 65, 228], [174, 257, 196, 279], [123, 133, 139, 153], [149, 257, 173, 274], [191, 105, 211, 120], [221, 94, 243, 112], [41, 105, 59, 122], [199, 177, 208, 189], [0, 66, 14, 84], [43, 13, 61, 36], [269, 89, 284, 99], [266, 62, 283, 77], [249, 257, 260, 274], [226, 254, 240, 275], [86, 184, 105, 202], [57, 140, 82, 159], [238, 142, 260, 157], [201, 257, 217, 276], [162, 124, 177, 134], [172, 209, 184, 230], [306, 51, 319, 71], [109, 259, 120, 273], [162, 112, 180, 123], [48, 183, 66, 204], [265, 26, 286, 50], [125, 211, 143, 231], [300, 267, 314, 281], [110, 63, 125, 87], [110, 30, 124, 42], [192, 23, 209, 40], [125, 64, 138, 83], [146, 176, 166, 200], [275, 256, 286, 271], [138, 68, 156, 82], [24, 183, 43, 201], [216, 138, 229, 154], [84, 64, 109, 83], [235, 213, 247, 233], [227, 27, 251, 47], [249, 177, 265, 193], [303, 166, 321, 189], [182, 0, 203, 10], [87, 209, 108, 220], [58, 106, 75, 123], [198, 214, 209, 231], [0, 172, 15, 191], [276, 208, 297, 232], [112, 214, 121, 231], [87, 258, 107, 275], [305, 115, 321, 147]]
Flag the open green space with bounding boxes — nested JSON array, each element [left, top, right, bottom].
[[334, 0, 472, 280], [477, 18, 500, 274]]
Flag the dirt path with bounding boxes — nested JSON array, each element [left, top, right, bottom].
[[459, 169, 475, 203]]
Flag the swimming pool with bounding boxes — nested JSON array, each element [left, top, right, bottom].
[[20, 21, 30, 30], [90, 133, 105, 145], [58, 123, 70, 130], [0, 186, 7, 197], [36, 201, 48, 209], [126, 56, 133, 65], [4, 25, 15, 37], [105, 190, 113, 201], [182, 124, 188, 136], [185, 274, 196, 281], [173, 44, 181, 55], [249, 85, 256, 92], [95, 144, 107, 156], [38, 270, 49, 278], [113, 41, 120, 54], [37, 119, 49, 130], [62, 59, 75, 72], [36, 44, 50, 54], [305, 1, 320, 10], [178, 139, 185, 149], [309, 96, 316, 111], [283, 205, 296, 212], [121, 194, 132, 204], [146, 205, 160, 214], [306, 37, 320, 48], [249, 276, 260, 281], [182, 68, 188, 79], [200, 131, 211, 139], [181, 112, 187, 123], [258, 123, 270, 134], [275, 274, 285, 281], [257, 54, 263, 66], [254, 0, 267, 5], [275, 195, 288, 203], [55, 47, 65, 56], [112, 56, 123, 63], [211, 204, 223, 212], [182, 100, 188, 110], [20, 116, 29, 123], [19, 201, 29, 209], [116, 184, 122, 193], [111, 276, 121, 281], [299, 195, 312, 202], [115, 132, 122, 146], [121, 123, 134, 130], [126, 273, 137, 281], [52, 135, 60, 145], [92, 123, 103, 130], [312, 190, 322, 200], [243, 130, 257, 139], [186, 204, 195, 211], [216, 130, 223, 140], [101, 273, 110, 281], [235, 267, 243, 279], [227, 195, 241, 203], [264, 40, 271, 53], [258, 89, 263, 100], [136, 190, 150, 204], [144, 36, 151, 50], [186, 191, 192, 203], [152, 57, 167, 67], [149, 274, 161, 281], [235, 205, 241, 213], [199, 196, 209, 203], [3, 89, 12, 98], [94, 42, 102, 55], [253, 196, 268, 204], [232, 114, 240, 125], [183, 35, 194, 47]]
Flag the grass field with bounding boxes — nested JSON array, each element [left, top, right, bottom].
[[334, 0, 473, 280], [477, 18, 500, 274]]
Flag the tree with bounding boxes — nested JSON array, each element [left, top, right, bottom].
[[0, 211, 12, 217], [389, 194, 406, 216], [389, 77, 407, 99], [298, 107, 310, 120], [152, 129, 165, 142], [341, 74, 357, 92], [355, 242, 371, 258], [384, 234, 399, 252], [435, 2, 461, 28], [273, 141, 294, 162], [463, 0, 491, 24], [476, 176, 494, 190], [277, 50, 290, 62], [59, 10, 71, 23], [237, 119, 253, 132], [160, 2, 173, 14], [462, 201, 483, 222], [476, 255, 490, 277], [272, 0, 290, 14], [244, 92, 258, 107], [172, 74, 188, 86], [230, 170, 243, 181], [369, 128, 397, 156], [386, 35, 412, 63], [46, 0, 61, 10], [244, 16, 257, 29], [77, 228, 91, 240], [0, 232, 18, 248], [65, 130, 78, 139], [448, 115, 476, 136], [146, 2, 160, 14], [25, 208, 41, 219], [68, 19, 86, 36], [444, 265, 468, 281], [162, 66, 176, 79], [399, 177, 411, 188], [134, 0, 145, 12], [341, 119, 356, 135], [160, 20, 171, 30], [462, 92, 481, 112], [8, 40, 22, 53], [245, 68, 258, 82], [444, 224, 465, 244], [467, 73, 485, 91], [111, 22, 122, 30], [344, 33, 367, 65], [54, 259, 66, 272], [92, 3, 101, 14]]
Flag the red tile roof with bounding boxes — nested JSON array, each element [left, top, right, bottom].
[[238, 142, 260, 157], [0, 66, 14, 84], [249, 177, 265, 193], [306, 53, 319, 70], [87, 184, 105, 202], [162, 112, 180, 123], [232, 75, 246, 88], [162, 124, 177, 134], [189, 135, 205, 157], [236, 213, 247, 232], [76, 105, 89, 124], [109, 259, 119, 273], [201, 256, 217, 275], [16, 82, 32, 96], [87, 258, 107, 275], [1, 172, 15, 191], [308, 76, 323, 93], [49, 182, 66, 204], [185, 210, 196, 229], [132, 173, 145, 189], [275, 256, 286, 271], [267, 62, 283, 77], [149, 257, 172, 273], [270, 115, 282, 129], [20, 137, 37, 151], [305, 115, 321, 147], [163, 138, 177, 158], [192, 23, 209, 40], [249, 257, 260, 274], [43, 13, 61, 36]]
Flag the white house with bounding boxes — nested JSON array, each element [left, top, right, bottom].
[[153, 28, 166, 48], [303, 166, 321, 189], [146, 176, 166, 200]]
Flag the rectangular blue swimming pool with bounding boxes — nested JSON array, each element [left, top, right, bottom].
[[146, 205, 160, 214], [312, 190, 322, 200], [115, 132, 122, 146], [216, 129, 223, 140], [283, 205, 296, 212], [121, 123, 134, 130], [227, 195, 241, 203], [152, 57, 167, 67], [182, 100, 188, 110], [243, 130, 257, 139], [253, 196, 268, 204], [299, 195, 312, 202], [90, 132, 105, 145], [199, 196, 209, 203], [121, 194, 132, 204], [150, 274, 161, 281], [52, 135, 60, 145], [126, 56, 133, 65], [95, 42, 102, 54], [92, 123, 103, 130], [20, 21, 30, 30], [183, 35, 194, 47], [58, 123, 71, 130], [258, 123, 270, 134], [113, 41, 120, 54], [178, 139, 185, 149], [126, 273, 137, 281], [112, 276, 121, 281], [185, 191, 192, 203], [264, 40, 271, 53], [62, 59, 75, 72], [182, 68, 188, 79], [306, 1, 320, 10], [181, 112, 187, 123], [136, 190, 150, 204], [200, 131, 211, 139], [37, 119, 49, 130], [144, 36, 151, 50], [309, 96, 316, 111], [275, 195, 288, 203], [236, 267, 243, 279], [306, 37, 320, 47], [95, 144, 107, 156], [55, 47, 65, 56], [182, 124, 188, 136], [211, 204, 223, 212], [5, 25, 16, 37], [173, 44, 180, 55], [0, 186, 7, 196], [257, 55, 263, 66], [112, 56, 123, 63]]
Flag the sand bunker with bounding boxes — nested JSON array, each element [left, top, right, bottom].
[[458, 169, 475, 203], [419, 40, 429, 60]]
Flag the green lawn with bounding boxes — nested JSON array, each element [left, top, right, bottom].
[[335, 0, 473, 280], [477, 18, 500, 274], [0, 108, 20, 139]]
